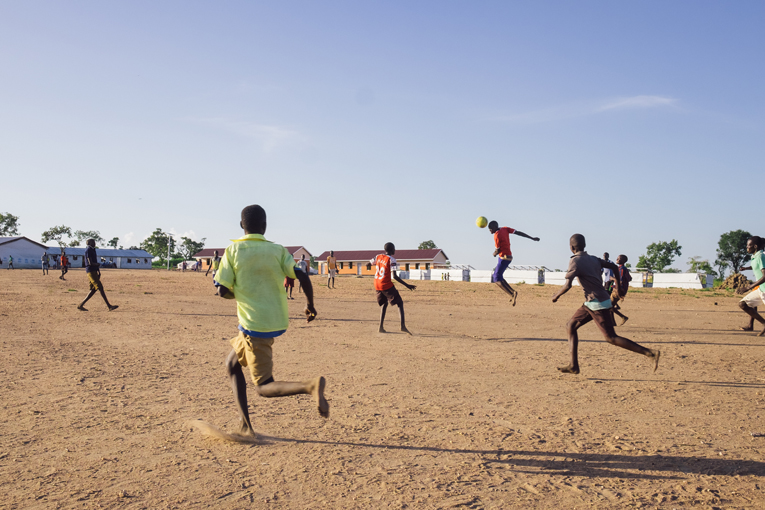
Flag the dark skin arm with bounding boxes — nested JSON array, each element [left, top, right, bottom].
[[551, 278, 573, 302], [602, 259, 621, 296], [393, 271, 416, 291]]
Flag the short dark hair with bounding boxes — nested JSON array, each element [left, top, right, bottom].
[[488, 220, 498, 230], [86, 239, 96, 247], [619, 254, 628, 262], [603, 252, 610, 258], [749, 236, 764, 250], [384, 242, 395, 254], [570, 233, 586, 251], [241, 205, 266, 232]]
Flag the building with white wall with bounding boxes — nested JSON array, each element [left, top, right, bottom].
[[0, 237, 49, 268]]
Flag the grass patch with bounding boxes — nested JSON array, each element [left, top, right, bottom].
[[67, 289, 77, 292]]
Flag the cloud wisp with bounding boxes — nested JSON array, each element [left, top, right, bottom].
[[492, 95, 678, 124], [185, 117, 301, 152]]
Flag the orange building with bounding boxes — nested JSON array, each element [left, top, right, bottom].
[[316, 249, 449, 276]]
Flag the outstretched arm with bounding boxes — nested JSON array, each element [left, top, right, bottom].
[[393, 271, 416, 291], [552, 278, 573, 302], [294, 268, 317, 321], [513, 230, 540, 242]]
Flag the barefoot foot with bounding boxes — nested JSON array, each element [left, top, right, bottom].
[[651, 349, 661, 372], [236, 418, 256, 437], [511, 290, 518, 307], [378, 327, 387, 333], [311, 376, 329, 418], [758, 328, 765, 338], [77, 305, 88, 311], [401, 327, 413, 336], [108, 305, 119, 312], [739, 325, 754, 331], [557, 365, 580, 374], [620, 316, 629, 326]]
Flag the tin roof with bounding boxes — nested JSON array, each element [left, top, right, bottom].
[[315, 249, 448, 262]]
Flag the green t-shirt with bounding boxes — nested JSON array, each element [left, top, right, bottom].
[[214, 234, 297, 333], [752, 250, 765, 292]]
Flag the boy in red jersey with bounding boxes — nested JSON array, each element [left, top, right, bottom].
[[610, 254, 632, 326], [487, 220, 540, 306], [371, 242, 417, 334]]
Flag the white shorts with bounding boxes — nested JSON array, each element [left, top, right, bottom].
[[328, 269, 336, 278], [740, 289, 765, 308]]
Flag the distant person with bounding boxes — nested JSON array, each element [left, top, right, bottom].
[[296, 254, 309, 294], [205, 250, 222, 294], [602, 252, 614, 293], [42, 252, 49, 275], [59, 252, 68, 280], [552, 234, 660, 375], [214, 204, 327, 437], [487, 220, 540, 306], [610, 254, 632, 326], [327, 250, 337, 289], [284, 275, 295, 299], [371, 242, 416, 335], [182, 260, 187, 272], [7, 255, 14, 269], [77, 239, 118, 312], [737, 236, 765, 336]]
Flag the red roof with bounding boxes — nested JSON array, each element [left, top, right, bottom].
[[316, 249, 448, 261], [193, 245, 311, 258]]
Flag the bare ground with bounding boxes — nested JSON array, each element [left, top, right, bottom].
[[1, 269, 764, 509]]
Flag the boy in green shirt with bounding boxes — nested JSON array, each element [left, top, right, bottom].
[[737, 236, 765, 336], [215, 205, 328, 437]]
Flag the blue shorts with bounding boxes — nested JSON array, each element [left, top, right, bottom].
[[491, 257, 512, 283]]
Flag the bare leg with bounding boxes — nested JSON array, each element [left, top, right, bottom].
[[613, 307, 629, 326], [97, 287, 117, 310], [739, 302, 765, 335], [257, 376, 329, 418], [558, 318, 582, 374], [78, 288, 98, 310], [604, 334, 660, 371], [225, 349, 255, 435], [495, 280, 517, 306], [397, 303, 412, 335], [739, 305, 757, 331], [379, 303, 388, 333]]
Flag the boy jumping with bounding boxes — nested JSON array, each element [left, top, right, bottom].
[[737, 236, 765, 336], [487, 220, 540, 306], [552, 234, 660, 374], [215, 205, 328, 437], [371, 243, 416, 334]]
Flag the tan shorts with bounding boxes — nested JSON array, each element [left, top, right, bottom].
[[741, 289, 765, 308], [230, 331, 274, 385], [87, 271, 102, 291], [328, 269, 336, 278]]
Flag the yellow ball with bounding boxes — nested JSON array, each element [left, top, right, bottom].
[[476, 216, 488, 228]]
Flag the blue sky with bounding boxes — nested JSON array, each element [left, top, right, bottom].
[[2, 1, 763, 273]]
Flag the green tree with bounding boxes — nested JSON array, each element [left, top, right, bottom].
[[108, 237, 119, 249], [140, 228, 176, 262], [418, 240, 437, 250], [687, 256, 717, 278], [41, 225, 73, 249], [178, 236, 206, 260], [0, 213, 20, 236], [69, 230, 104, 247], [715, 229, 751, 278], [637, 239, 682, 272]]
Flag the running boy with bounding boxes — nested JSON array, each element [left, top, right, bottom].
[[371, 242, 416, 334], [59, 252, 68, 280], [77, 239, 119, 312], [737, 236, 765, 336], [215, 205, 328, 437], [205, 250, 222, 294], [552, 234, 660, 374], [610, 254, 632, 326], [487, 220, 540, 306]]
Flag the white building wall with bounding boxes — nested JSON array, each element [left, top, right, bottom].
[[652, 273, 712, 289], [0, 239, 48, 269]]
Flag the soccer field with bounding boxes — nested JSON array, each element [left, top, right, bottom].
[[1, 269, 763, 508]]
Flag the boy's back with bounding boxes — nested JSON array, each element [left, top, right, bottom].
[[216, 235, 296, 333]]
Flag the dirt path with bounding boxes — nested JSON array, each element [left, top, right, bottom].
[[1, 269, 763, 508]]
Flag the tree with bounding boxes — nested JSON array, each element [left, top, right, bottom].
[[108, 237, 119, 249], [69, 230, 105, 247], [418, 240, 437, 250], [0, 213, 20, 236], [687, 256, 717, 278], [41, 225, 73, 249], [637, 239, 682, 272], [178, 236, 206, 260], [715, 230, 751, 278], [140, 228, 176, 262]]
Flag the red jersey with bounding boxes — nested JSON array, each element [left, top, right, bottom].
[[371, 253, 397, 291], [61, 255, 68, 266], [493, 227, 516, 257]]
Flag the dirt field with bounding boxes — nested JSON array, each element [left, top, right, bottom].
[[1, 268, 764, 509]]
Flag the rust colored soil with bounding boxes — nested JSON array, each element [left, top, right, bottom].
[[1, 270, 764, 508]]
